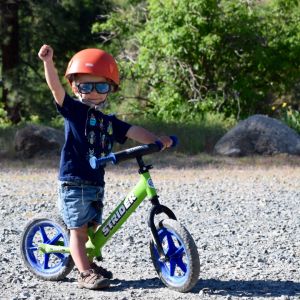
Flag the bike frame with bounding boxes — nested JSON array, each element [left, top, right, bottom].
[[38, 167, 157, 259]]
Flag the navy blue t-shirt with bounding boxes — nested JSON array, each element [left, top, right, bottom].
[[56, 93, 131, 186]]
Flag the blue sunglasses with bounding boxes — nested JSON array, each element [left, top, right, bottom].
[[76, 82, 111, 94]]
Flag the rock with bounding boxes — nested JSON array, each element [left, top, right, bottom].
[[214, 114, 300, 156], [14, 124, 64, 158]]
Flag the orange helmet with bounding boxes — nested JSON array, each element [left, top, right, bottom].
[[65, 48, 120, 91]]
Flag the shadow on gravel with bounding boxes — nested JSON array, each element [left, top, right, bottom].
[[95, 277, 300, 297], [194, 279, 300, 297], [109, 277, 163, 291]]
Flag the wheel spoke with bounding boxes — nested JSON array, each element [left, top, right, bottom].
[[166, 233, 177, 255], [39, 226, 49, 243], [176, 257, 187, 273], [172, 245, 184, 258], [169, 259, 176, 276], [43, 254, 50, 269], [53, 252, 66, 260], [28, 244, 38, 251], [48, 232, 63, 245], [27, 248, 38, 264]]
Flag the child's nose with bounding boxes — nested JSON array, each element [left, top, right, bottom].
[[90, 89, 99, 95]]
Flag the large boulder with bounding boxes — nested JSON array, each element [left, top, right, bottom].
[[214, 114, 300, 156], [14, 124, 64, 158]]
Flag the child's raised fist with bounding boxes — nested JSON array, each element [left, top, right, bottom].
[[38, 44, 53, 62]]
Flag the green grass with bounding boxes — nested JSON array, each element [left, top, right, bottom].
[[117, 113, 236, 154]]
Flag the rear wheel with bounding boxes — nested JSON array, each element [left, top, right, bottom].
[[150, 219, 200, 292], [20, 215, 74, 281]]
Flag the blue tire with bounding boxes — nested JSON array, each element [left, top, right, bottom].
[[20, 215, 74, 281], [150, 219, 200, 292]]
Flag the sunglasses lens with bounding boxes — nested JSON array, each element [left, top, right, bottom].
[[77, 82, 110, 94], [95, 83, 110, 94], [78, 83, 93, 94]]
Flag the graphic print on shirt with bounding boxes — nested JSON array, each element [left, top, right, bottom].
[[108, 121, 113, 135], [89, 113, 97, 126], [88, 148, 95, 158], [99, 119, 104, 131], [101, 133, 106, 149], [85, 109, 114, 161], [88, 131, 96, 145], [107, 140, 112, 152]]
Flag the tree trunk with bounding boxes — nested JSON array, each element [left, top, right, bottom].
[[1, 1, 21, 123]]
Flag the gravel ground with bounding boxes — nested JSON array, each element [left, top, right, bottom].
[[1, 156, 300, 300]]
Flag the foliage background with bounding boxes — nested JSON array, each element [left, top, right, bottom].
[[93, 0, 300, 123]]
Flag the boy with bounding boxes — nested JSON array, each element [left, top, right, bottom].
[[38, 44, 172, 290]]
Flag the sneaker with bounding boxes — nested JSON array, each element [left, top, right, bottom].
[[90, 262, 113, 279], [78, 269, 110, 290]]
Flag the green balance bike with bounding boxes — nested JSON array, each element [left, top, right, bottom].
[[20, 137, 200, 292]]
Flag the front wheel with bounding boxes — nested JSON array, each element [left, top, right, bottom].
[[20, 215, 74, 281], [150, 219, 200, 292]]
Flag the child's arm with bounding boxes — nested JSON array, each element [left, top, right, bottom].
[[38, 45, 65, 107], [126, 125, 172, 149]]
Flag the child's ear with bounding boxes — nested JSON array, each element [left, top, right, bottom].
[[71, 82, 78, 94]]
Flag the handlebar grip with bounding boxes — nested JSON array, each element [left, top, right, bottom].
[[154, 140, 164, 151], [155, 135, 179, 150], [89, 153, 116, 169], [170, 135, 178, 147]]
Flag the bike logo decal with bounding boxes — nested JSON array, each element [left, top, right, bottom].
[[102, 192, 137, 236], [147, 178, 155, 189]]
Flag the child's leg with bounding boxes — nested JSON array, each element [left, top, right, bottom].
[[69, 225, 110, 289], [69, 225, 90, 272], [58, 182, 110, 289]]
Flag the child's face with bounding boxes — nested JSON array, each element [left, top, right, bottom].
[[73, 74, 110, 106]]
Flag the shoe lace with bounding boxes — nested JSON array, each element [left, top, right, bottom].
[[80, 269, 99, 283]]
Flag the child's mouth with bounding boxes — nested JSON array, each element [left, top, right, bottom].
[[82, 99, 106, 107], [85, 98, 103, 104]]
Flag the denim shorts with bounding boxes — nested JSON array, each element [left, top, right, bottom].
[[58, 181, 104, 229]]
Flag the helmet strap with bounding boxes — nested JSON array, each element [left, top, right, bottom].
[[94, 100, 107, 111]]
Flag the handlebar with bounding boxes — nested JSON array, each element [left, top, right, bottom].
[[90, 135, 178, 169]]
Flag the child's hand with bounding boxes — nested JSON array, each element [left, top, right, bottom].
[[38, 45, 53, 62], [158, 136, 173, 150]]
